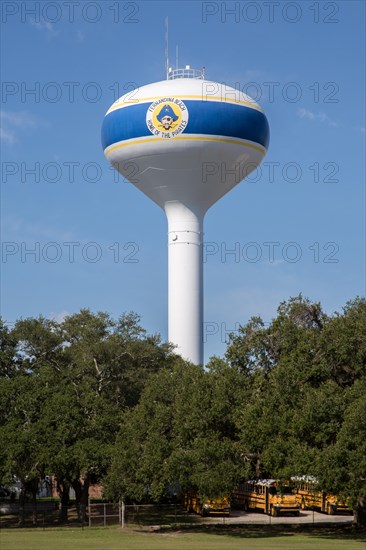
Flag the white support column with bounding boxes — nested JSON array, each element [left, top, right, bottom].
[[165, 201, 204, 365]]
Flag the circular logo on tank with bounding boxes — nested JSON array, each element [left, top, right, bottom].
[[146, 98, 189, 139]]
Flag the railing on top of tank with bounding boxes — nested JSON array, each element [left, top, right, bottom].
[[168, 67, 205, 80]]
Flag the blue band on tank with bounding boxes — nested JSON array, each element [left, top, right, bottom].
[[101, 101, 270, 150]]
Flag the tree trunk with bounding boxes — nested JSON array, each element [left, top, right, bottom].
[[72, 475, 89, 524], [353, 496, 366, 528], [57, 478, 70, 523], [18, 485, 26, 526], [241, 452, 262, 478], [255, 456, 262, 479], [72, 478, 82, 521], [80, 476, 90, 525], [31, 489, 37, 525]]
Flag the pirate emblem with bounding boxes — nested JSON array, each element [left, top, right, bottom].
[[146, 98, 189, 138], [157, 104, 178, 130]]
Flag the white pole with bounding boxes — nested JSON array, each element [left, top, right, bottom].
[[165, 202, 204, 365], [165, 17, 169, 79]]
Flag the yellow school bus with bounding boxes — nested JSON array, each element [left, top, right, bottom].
[[292, 477, 351, 515], [232, 479, 300, 517], [183, 493, 231, 516]]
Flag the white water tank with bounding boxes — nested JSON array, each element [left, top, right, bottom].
[[102, 72, 270, 364]]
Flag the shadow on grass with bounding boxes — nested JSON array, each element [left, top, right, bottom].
[[125, 506, 203, 527], [155, 523, 366, 542]]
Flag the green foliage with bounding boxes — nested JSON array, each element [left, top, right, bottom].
[[106, 360, 246, 502], [319, 297, 366, 386], [1, 295, 366, 526], [226, 295, 366, 524], [0, 310, 172, 515], [315, 377, 366, 505], [0, 320, 20, 378]]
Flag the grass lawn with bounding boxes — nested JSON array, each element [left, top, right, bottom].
[[1, 526, 366, 550]]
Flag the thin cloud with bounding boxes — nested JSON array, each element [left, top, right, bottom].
[[0, 111, 40, 144], [1, 111, 38, 128], [1, 215, 75, 241], [0, 127, 17, 144], [30, 18, 58, 38], [297, 107, 338, 128], [76, 30, 85, 43], [263, 259, 285, 267]]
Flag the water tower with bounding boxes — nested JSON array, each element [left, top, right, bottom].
[[101, 66, 269, 365]]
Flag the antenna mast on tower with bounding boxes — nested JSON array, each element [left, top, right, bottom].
[[165, 17, 169, 80]]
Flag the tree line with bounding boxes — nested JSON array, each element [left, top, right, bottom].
[[0, 296, 365, 527]]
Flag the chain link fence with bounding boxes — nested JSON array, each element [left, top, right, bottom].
[[1, 500, 353, 529], [88, 501, 122, 527], [0, 502, 84, 527], [88, 502, 185, 528]]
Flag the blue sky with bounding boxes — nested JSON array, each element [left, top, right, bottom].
[[1, 0, 365, 362]]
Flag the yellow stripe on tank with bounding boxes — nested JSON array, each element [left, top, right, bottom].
[[105, 135, 267, 156], [107, 95, 263, 114]]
